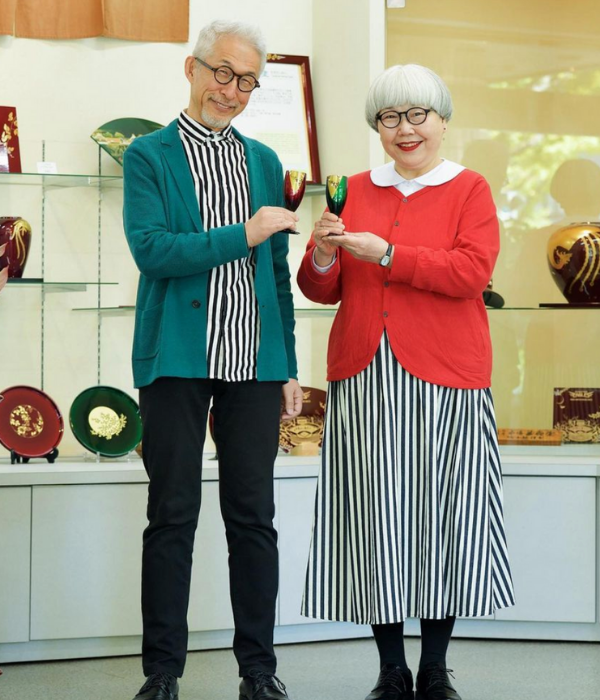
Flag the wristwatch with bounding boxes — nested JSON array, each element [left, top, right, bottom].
[[379, 243, 393, 267]]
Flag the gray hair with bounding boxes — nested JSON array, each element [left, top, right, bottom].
[[192, 20, 267, 75], [365, 64, 453, 131]]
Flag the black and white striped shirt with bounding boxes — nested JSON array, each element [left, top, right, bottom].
[[178, 110, 259, 381]]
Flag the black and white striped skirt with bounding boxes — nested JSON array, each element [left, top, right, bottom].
[[302, 333, 515, 624]]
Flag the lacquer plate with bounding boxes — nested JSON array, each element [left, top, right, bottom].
[[90, 117, 164, 165], [0, 385, 64, 458], [69, 386, 142, 458]]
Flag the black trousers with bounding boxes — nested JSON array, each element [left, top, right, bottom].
[[139, 377, 282, 678]]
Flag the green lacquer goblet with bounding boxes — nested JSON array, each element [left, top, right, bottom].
[[325, 174, 348, 220]]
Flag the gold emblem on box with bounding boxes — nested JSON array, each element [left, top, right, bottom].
[[279, 387, 326, 455]]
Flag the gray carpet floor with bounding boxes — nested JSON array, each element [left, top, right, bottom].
[[1, 637, 599, 700]]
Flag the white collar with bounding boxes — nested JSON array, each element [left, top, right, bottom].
[[370, 159, 465, 188]]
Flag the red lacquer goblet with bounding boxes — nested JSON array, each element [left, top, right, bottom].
[[281, 170, 307, 234]]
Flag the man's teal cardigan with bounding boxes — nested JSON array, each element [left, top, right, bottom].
[[122, 119, 297, 389]]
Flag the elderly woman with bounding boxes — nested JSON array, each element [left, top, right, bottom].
[[298, 64, 515, 700]]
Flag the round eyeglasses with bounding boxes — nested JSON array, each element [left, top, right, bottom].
[[377, 108, 432, 129], [195, 57, 260, 93]]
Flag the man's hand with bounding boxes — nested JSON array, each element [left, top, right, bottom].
[[245, 207, 299, 248], [281, 378, 303, 420], [0, 243, 7, 293]]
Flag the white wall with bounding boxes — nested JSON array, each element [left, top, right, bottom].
[[0, 1, 314, 170], [0, 0, 385, 458]]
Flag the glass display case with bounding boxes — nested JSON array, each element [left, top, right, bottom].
[[0, 149, 328, 458], [386, 0, 600, 445]]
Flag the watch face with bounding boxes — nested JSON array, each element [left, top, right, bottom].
[[0, 385, 64, 458], [69, 386, 142, 458], [380, 243, 392, 266]]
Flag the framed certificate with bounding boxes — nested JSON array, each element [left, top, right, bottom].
[[233, 54, 321, 184]]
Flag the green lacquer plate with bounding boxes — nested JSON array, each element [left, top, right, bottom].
[[69, 386, 142, 458], [90, 117, 163, 166]]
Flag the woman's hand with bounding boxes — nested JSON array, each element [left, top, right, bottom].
[[327, 231, 392, 265], [312, 212, 344, 266]]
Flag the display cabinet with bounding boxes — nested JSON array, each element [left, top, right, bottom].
[[0, 158, 131, 458]]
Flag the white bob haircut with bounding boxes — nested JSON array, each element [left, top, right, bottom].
[[192, 20, 268, 75], [365, 64, 453, 131]]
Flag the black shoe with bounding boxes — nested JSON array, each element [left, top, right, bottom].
[[132, 673, 179, 700], [415, 664, 461, 700], [239, 670, 290, 699], [365, 664, 414, 700]]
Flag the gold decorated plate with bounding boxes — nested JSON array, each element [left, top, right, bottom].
[[90, 117, 163, 166], [279, 387, 327, 453], [69, 386, 142, 458], [0, 385, 64, 458]]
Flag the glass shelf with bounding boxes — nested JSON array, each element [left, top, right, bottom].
[[72, 305, 134, 315], [69, 305, 598, 316], [0, 171, 123, 189], [1, 173, 325, 195], [294, 306, 600, 316], [295, 307, 336, 318], [72, 306, 336, 317], [6, 279, 118, 292], [491, 305, 600, 311]]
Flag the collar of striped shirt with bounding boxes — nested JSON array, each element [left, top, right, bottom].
[[178, 110, 235, 144]]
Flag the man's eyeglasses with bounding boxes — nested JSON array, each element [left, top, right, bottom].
[[195, 57, 260, 93], [377, 107, 432, 129]]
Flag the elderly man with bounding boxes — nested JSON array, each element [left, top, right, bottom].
[[123, 19, 303, 700]]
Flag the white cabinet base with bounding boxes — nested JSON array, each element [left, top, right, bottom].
[[0, 488, 31, 644], [1, 452, 599, 663]]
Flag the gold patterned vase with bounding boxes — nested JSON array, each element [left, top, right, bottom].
[[547, 222, 600, 303], [0, 216, 32, 278]]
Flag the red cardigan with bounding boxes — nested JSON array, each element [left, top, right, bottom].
[[297, 169, 499, 389]]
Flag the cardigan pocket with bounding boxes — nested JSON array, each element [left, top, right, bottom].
[[133, 302, 164, 360]]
